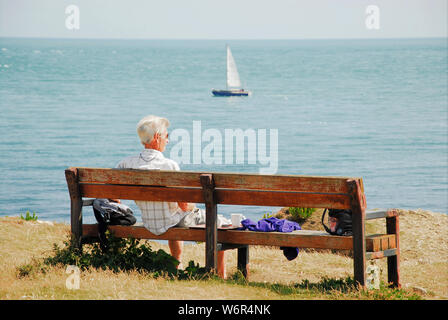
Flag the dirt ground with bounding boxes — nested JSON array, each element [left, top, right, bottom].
[[276, 207, 448, 298]]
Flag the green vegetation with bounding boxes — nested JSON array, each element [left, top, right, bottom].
[[16, 258, 47, 278], [262, 212, 275, 219], [20, 210, 38, 221], [288, 207, 316, 222], [40, 232, 210, 280]]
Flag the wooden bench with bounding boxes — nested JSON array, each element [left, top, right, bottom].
[[65, 167, 400, 288]]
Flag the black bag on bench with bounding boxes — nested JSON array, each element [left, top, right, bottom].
[[93, 198, 136, 251], [321, 209, 353, 236]]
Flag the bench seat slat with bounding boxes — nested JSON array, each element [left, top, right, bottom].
[[82, 224, 395, 251]]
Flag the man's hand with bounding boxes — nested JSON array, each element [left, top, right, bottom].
[[178, 202, 195, 212]]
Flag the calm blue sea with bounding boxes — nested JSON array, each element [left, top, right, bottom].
[[0, 38, 447, 223]]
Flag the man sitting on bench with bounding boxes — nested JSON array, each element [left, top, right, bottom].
[[114, 115, 227, 279]]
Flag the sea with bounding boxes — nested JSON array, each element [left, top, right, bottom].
[[0, 37, 447, 224]]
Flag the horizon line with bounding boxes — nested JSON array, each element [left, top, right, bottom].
[[0, 35, 446, 41]]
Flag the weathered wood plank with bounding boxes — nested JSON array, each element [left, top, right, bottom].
[[215, 189, 351, 208], [79, 182, 351, 209], [82, 224, 394, 252], [76, 167, 355, 193], [366, 209, 400, 220], [78, 167, 203, 187], [79, 184, 204, 203], [82, 224, 205, 241], [217, 230, 355, 249], [366, 249, 398, 260], [82, 224, 378, 250], [217, 243, 248, 251], [366, 234, 396, 252], [214, 173, 352, 193]]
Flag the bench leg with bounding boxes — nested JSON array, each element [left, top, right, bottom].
[[201, 174, 218, 274], [237, 245, 250, 279], [348, 179, 367, 288], [65, 168, 83, 251], [386, 215, 400, 288], [352, 213, 366, 288], [71, 201, 83, 250]]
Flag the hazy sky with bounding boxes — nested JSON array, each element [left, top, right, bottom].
[[0, 0, 446, 39]]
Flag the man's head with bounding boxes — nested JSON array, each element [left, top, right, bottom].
[[136, 115, 170, 152]]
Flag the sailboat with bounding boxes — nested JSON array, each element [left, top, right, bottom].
[[212, 45, 250, 97]]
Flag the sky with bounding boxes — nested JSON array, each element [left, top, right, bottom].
[[0, 0, 446, 39]]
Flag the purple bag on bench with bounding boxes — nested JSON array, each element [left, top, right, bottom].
[[239, 217, 301, 261]]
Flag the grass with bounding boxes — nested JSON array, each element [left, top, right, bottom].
[[228, 273, 421, 300], [13, 238, 421, 300], [287, 207, 316, 223], [1, 210, 447, 300]]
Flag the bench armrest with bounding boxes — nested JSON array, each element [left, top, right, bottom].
[[366, 209, 400, 220]]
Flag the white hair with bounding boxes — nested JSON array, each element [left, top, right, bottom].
[[136, 115, 170, 145]]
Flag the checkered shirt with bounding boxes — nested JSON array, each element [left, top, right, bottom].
[[116, 149, 188, 235]]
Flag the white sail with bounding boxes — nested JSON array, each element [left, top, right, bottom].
[[226, 45, 242, 89]]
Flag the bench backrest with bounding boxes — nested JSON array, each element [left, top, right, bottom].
[[66, 167, 366, 210]]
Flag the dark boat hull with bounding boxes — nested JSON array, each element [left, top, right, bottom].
[[212, 89, 250, 97]]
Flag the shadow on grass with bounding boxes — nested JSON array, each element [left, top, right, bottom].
[[227, 272, 358, 297], [227, 271, 422, 300]]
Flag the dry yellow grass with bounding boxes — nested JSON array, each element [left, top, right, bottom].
[[0, 209, 447, 300]]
